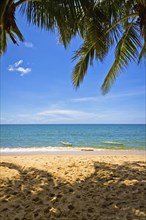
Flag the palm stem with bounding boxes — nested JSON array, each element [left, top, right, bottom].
[[105, 13, 138, 35], [0, 0, 9, 20]]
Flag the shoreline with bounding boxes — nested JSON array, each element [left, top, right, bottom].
[[1, 148, 145, 156]]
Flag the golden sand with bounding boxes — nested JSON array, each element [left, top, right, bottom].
[[0, 154, 146, 220]]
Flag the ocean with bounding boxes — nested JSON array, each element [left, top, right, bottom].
[[0, 124, 145, 152]]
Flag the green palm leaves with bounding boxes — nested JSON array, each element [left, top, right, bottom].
[[0, 0, 146, 93], [0, 0, 24, 55], [0, 0, 87, 54], [102, 17, 142, 94], [72, 0, 146, 94]]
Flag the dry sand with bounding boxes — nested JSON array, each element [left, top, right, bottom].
[[0, 154, 146, 220]]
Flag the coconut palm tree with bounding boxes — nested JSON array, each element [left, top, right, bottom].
[[72, 0, 146, 93], [0, 0, 146, 94]]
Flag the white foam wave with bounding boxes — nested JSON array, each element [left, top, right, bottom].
[[0, 146, 103, 153], [102, 141, 124, 145], [0, 146, 77, 152]]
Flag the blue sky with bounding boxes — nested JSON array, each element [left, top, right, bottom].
[[1, 14, 146, 124]]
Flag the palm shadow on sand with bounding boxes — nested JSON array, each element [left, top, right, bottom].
[[0, 160, 146, 220]]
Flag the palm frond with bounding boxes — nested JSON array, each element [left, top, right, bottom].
[[72, 41, 95, 88], [11, 21, 24, 42], [0, 30, 7, 55], [102, 17, 142, 94], [0, 0, 9, 20], [19, 0, 86, 46], [138, 43, 146, 63], [138, 24, 146, 63], [72, 7, 111, 88]]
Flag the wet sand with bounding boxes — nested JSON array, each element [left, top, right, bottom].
[[0, 154, 146, 220]]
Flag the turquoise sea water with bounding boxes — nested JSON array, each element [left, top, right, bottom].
[[0, 124, 146, 151]]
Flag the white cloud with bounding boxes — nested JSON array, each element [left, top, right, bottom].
[[17, 67, 31, 76], [36, 109, 103, 123], [37, 109, 74, 116], [24, 42, 34, 48], [8, 59, 23, 71], [71, 90, 145, 103], [14, 60, 23, 67], [71, 97, 97, 102], [8, 60, 32, 76], [2, 106, 145, 124], [8, 66, 14, 71]]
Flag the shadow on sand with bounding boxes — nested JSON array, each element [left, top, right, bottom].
[[0, 160, 146, 220]]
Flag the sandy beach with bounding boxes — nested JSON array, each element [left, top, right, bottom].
[[0, 152, 146, 220]]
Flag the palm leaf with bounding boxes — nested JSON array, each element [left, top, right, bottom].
[[138, 43, 146, 63], [138, 25, 146, 63], [102, 17, 142, 94], [72, 1, 114, 88], [72, 17, 110, 87], [0, 30, 7, 55], [72, 41, 95, 87], [11, 21, 24, 42], [19, 0, 87, 46], [0, 0, 9, 20]]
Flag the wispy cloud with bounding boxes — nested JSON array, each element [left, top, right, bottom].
[[71, 90, 145, 103], [2, 105, 145, 124], [14, 60, 23, 67], [8, 108, 103, 124], [105, 90, 146, 99], [17, 67, 31, 76], [36, 107, 145, 124], [8, 60, 32, 76], [71, 97, 97, 102], [37, 109, 99, 121], [24, 42, 34, 48]]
